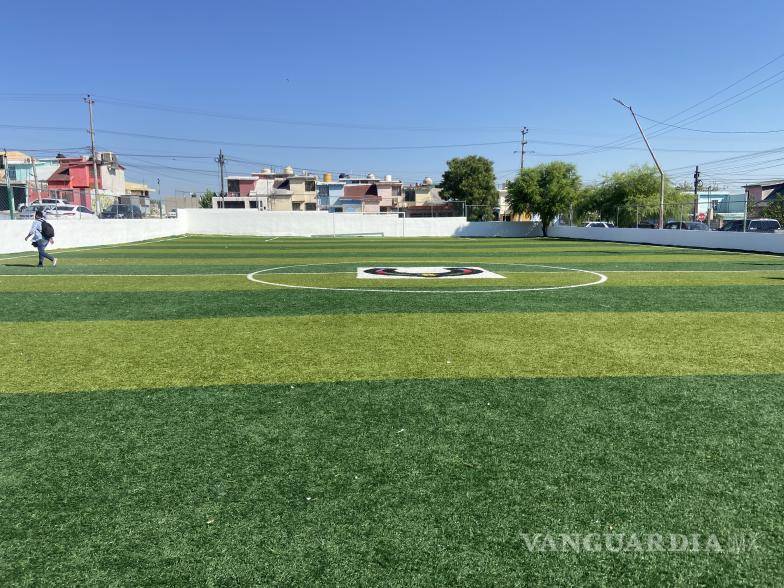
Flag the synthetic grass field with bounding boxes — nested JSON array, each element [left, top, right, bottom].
[[1, 235, 783, 585]]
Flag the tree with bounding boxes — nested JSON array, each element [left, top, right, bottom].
[[199, 189, 217, 209], [575, 165, 691, 227], [506, 161, 581, 236], [439, 155, 499, 221], [750, 191, 784, 224], [764, 198, 784, 224]]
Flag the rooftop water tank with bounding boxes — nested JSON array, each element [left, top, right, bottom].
[[384, 174, 392, 182], [323, 172, 333, 182], [423, 177, 433, 186], [283, 165, 294, 175]]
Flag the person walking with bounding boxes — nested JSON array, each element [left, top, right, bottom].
[[24, 209, 58, 267]]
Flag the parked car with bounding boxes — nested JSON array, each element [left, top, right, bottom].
[[583, 221, 614, 228], [664, 221, 710, 231], [636, 221, 658, 229], [19, 198, 69, 211], [99, 204, 144, 219], [50, 205, 96, 219], [18, 205, 55, 219], [719, 218, 781, 233]]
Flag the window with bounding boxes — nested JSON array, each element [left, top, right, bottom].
[[305, 180, 316, 192]]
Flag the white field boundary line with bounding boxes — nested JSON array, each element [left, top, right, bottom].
[[3, 268, 784, 279], [0, 273, 247, 278], [552, 237, 784, 258], [0, 235, 190, 263], [602, 269, 784, 273]]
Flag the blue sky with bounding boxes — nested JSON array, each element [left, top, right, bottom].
[[4, 0, 784, 194]]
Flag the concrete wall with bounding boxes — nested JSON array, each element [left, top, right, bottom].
[[549, 225, 784, 254], [6, 211, 782, 256], [178, 209, 542, 238], [0, 218, 185, 254], [0, 211, 540, 255]]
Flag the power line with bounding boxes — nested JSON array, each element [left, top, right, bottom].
[[94, 95, 520, 133], [635, 114, 784, 135], [562, 51, 784, 157]]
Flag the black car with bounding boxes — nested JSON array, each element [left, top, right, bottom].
[[664, 221, 710, 231], [99, 204, 144, 219], [719, 218, 781, 233]]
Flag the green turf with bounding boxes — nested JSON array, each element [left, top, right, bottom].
[[1, 235, 783, 585], [2, 377, 783, 586]]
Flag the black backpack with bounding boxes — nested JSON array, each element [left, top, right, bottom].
[[41, 220, 55, 240]]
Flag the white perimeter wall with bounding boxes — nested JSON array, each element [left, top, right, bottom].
[[0, 219, 186, 254], [3, 211, 783, 255], [179, 209, 541, 238], [549, 225, 784, 255], [0, 211, 539, 255]]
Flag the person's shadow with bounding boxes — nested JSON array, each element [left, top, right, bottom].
[[2, 263, 38, 268]]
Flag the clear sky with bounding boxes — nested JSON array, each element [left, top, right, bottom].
[[4, 0, 784, 194]]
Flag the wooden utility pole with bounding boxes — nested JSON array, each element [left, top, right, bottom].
[[84, 95, 101, 212]]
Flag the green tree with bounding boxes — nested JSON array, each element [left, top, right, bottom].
[[765, 198, 784, 224], [439, 155, 499, 221], [750, 192, 784, 224], [199, 189, 217, 209], [575, 165, 692, 227], [506, 161, 581, 236]]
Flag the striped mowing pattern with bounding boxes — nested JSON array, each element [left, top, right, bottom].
[[1, 236, 783, 585]]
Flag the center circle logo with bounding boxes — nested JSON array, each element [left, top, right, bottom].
[[363, 267, 483, 278]]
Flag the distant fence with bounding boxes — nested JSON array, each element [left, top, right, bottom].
[[549, 225, 784, 255]]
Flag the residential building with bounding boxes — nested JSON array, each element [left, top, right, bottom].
[[126, 181, 154, 197], [46, 152, 126, 208], [744, 180, 784, 204], [0, 151, 61, 209], [163, 194, 202, 213], [404, 177, 441, 206], [219, 166, 318, 211], [321, 173, 404, 212], [317, 173, 345, 210]]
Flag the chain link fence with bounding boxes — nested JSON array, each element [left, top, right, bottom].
[[565, 195, 757, 230], [0, 187, 162, 221]]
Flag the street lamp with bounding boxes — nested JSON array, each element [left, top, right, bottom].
[[613, 98, 666, 229]]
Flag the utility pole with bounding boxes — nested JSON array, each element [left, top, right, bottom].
[[30, 155, 41, 203], [216, 149, 226, 206], [614, 98, 666, 229], [2, 149, 14, 219], [84, 94, 101, 213], [693, 165, 701, 221], [157, 178, 163, 218], [519, 126, 528, 171]]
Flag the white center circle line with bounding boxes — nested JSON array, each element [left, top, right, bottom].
[[246, 262, 608, 293]]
